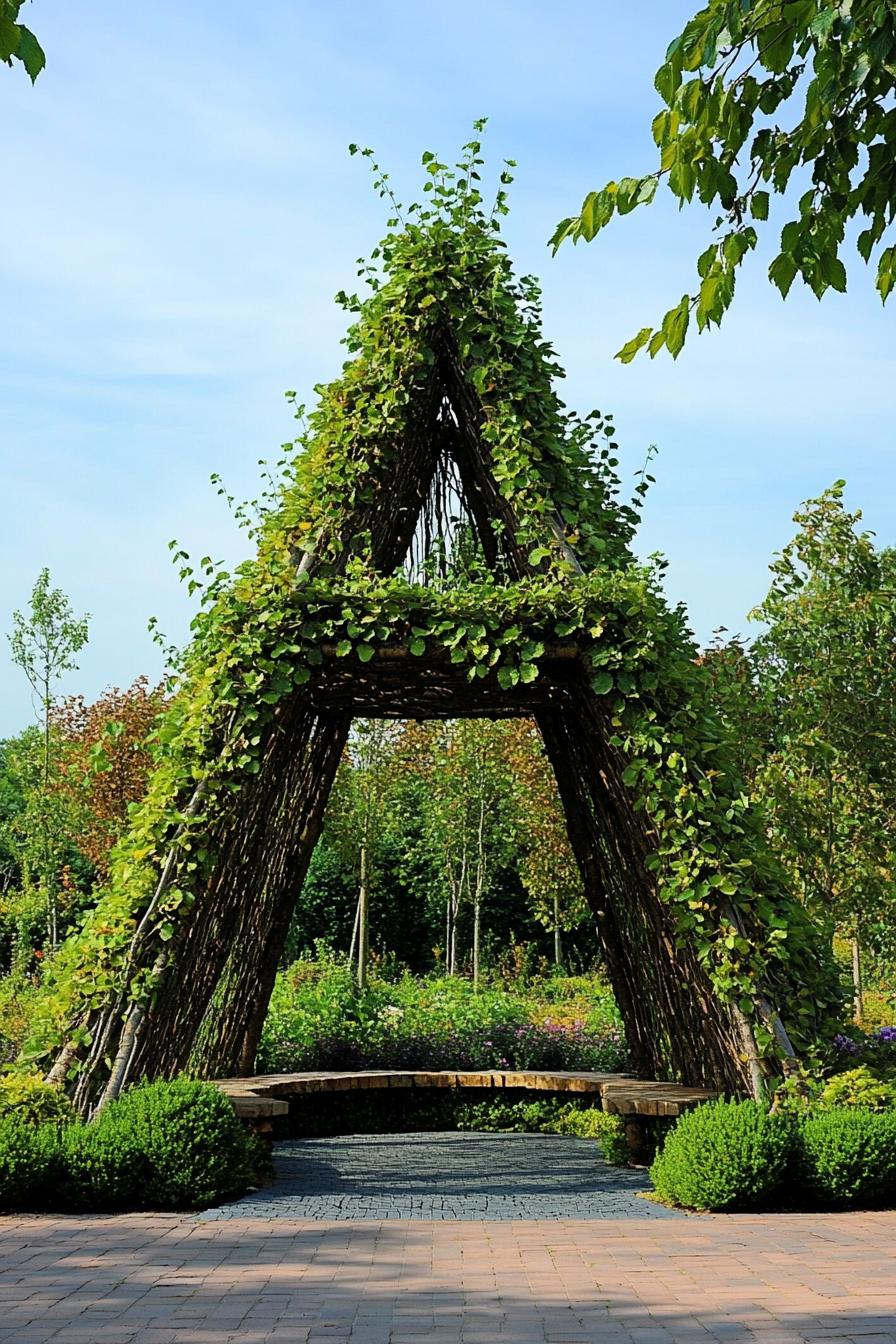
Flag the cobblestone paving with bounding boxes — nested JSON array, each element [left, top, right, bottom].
[[200, 1132, 684, 1221]]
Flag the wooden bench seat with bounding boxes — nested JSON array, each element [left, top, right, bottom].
[[214, 1070, 718, 1161]]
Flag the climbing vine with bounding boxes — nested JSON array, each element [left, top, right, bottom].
[[27, 127, 842, 1098]]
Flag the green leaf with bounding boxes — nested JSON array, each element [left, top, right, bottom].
[[877, 246, 896, 303], [409, 637, 427, 656], [820, 252, 847, 293], [769, 252, 798, 299], [616, 177, 646, 215], [548, 217, 575, 253], [661, 296, 690, 358], [857, 227, 877, 264], [356, 644, 375, 663], [0, 16, 20, 61], [654, 59, 682, 104], [616, 326, 653, 364], [750, 191, 769, 221], [593, 672, 614, 695], [579, 189, 615, 240], [16, 26, 45, 81], [809, 8, 837, 40], [647, 329, 666, 357]]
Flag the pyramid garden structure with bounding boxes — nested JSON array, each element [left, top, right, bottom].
[[29, 141, 841, 1115]]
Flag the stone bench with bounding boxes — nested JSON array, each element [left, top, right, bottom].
[[214, 1070, 718, 1164]]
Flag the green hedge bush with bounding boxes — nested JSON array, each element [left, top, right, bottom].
[[0, 1078, 258, 1213], [99, 1078, 256, 1210], [61, 1120, 142, 1212], [650, 1100, 792, 1211], [0, 1117, 59, 1211], [798, 1108, 896, 1209]]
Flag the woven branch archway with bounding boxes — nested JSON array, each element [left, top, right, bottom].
[[32, 140, 842, 1112]]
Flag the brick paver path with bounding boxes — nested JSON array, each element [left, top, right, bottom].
[[200, 1133, 684, 1220], [1, 1133, 894, 1343]]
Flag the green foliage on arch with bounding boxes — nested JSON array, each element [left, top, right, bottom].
[[25, 131, 842, 1081]]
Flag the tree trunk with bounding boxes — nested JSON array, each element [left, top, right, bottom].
[[851, 933, 864, 1023], [41, 671, 58, 951], [116, 705, 350, 1087], [349, 892, 361, 966], [536, 695, 752, 1095], [472, 793, 485, 990], [553, 892, 562, 970], [472, 898, 481, 990], [357, 841, 369, 992]]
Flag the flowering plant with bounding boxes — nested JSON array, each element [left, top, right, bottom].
[[258, 959, 627, 1075]]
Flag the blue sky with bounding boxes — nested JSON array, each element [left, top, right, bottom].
[[0, 1, 891, 736]]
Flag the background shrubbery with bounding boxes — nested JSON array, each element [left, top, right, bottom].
[[259, 955, 626, 1074], [278, 1085, 632, 1163]]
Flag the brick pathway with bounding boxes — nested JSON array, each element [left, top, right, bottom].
[[199, 1133, 683, 1220], [1, 1208, 894, 1342], [1, 1132, 894, 1342]]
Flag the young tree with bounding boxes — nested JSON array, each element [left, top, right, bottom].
[[338, 720, 398, 990], [553, 2, 896, 360], [502, 720, 587, 968], [8, 569, 89, 945], [402, 718, 514, 983], [50, 677, 166, 878], [707, 486, 896, 1017]]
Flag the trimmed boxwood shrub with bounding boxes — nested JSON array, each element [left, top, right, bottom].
[[650, 1099, 792, 1211], [0, 1078, 258, 1213], [797, 1108, 896, 1209], [98, 1078, 256, 1210], [60, 1120, 144, 1213], [0, 1117, 60, 1210]]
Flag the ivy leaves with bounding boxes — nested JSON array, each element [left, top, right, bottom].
[[1, 0, 44, 81], [26, 131, 844, 1080], [554, 0, 896, 358], [282, 570, 624, 691]]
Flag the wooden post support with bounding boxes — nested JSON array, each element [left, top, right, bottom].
[[623, 1115, 652, 1166]]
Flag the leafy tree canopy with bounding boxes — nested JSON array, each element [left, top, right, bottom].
[[1, 0, 43, 82], [552, 0, 896, 360], [705, 484, 896, 973]]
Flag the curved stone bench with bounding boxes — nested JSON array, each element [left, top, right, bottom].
[[215, 1070, 718, 1163]]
